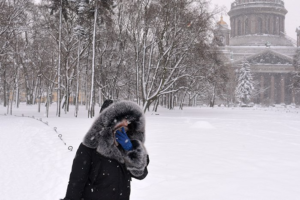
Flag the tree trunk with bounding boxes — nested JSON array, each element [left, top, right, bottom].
[[32, 78, 38, 105], [15, 66, 19, 108], [65, 79, 68, 114], [136, 49, 139, 105], [65, 85, 68, 114], [80, 79, 83, 106], [210, 84, 216, 107], [57, 0, 62, 117], [174, 95, 178, 107], [98, 87, 102, 107], [6, 88, 10, 114], [169, 92, 174, 110], [38, 94, 41, 112], [154, 97, 159, 112], [194, 94, 198, 107], [46, 86, 50, 118], [3, 68, 7, 107], [37, 76, 41, 113], [75, 39, 80, 117], [89, 3, 98, 118], [10, 88, 14, 115], [179, 90, 188, 110], [143, 100, 151, 113], [85, 66, 88, 109]]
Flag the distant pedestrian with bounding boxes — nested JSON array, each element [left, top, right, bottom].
[[62, 100, 149, 200]]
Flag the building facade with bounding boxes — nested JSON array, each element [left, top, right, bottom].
[[217, 0, 300, 105]]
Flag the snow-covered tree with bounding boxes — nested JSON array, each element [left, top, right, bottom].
[[0, 0, 31, 113], [205, 49, 230, 107], [49, 0, 70, 117], [125, 0, 218, 112], [291, 48, 300, 93], [86, 0, 114, 118], [0, 0, 231, 116], [235, 60, 254, 104]]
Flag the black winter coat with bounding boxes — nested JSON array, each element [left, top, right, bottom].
[[65, 143, 149, 200], [64, 101, 149, 200]]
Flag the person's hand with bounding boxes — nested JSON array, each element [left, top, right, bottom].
[[116, 127, 133, 151]]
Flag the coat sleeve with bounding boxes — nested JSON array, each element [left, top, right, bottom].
[[131, 155, 149, 180], [64, 143, 93, 200], [123, 140, 149, 180]]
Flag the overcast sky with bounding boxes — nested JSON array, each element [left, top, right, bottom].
[[211, 0, 300, 40], [34, 0, 299, 39]]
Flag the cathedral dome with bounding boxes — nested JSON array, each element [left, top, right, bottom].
[[217, 16, 229, 30], [228, 0, 293, 46], [218, 16, 227, 26]]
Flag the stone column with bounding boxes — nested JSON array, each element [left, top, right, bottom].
[[260, 75, 264, 103], [280, 75, 285, 104], [231, 19, 233, 37], [226, 32, 230, 45], [233, 18, 236, 37], [236, 18, 238, 36], [270, 75, 275, 103], [263, 15, 266, 34], [270, 15, 274, 34], [232, 18, 235, 37], [281, 16, 284, 33], [250, 15, 254, 34], [279, 16, 282, 34]]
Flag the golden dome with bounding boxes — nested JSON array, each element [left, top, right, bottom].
[[218, 16, 227, 25]]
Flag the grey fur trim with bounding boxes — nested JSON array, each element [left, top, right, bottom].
[[124, 140, 148, 177], [82, 100, 146, 164]]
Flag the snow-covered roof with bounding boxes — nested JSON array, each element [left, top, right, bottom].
[[231, 49, 293, 65]]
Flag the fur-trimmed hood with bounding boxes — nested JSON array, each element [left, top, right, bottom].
[[83, 100, 146, 164]]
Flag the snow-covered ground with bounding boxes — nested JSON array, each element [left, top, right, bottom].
[[1, 104, 300, 200]]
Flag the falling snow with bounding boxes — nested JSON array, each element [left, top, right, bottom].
[[1, 105, 300, 199]]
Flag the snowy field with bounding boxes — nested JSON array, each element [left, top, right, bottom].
[[1, 104, 300, 200]]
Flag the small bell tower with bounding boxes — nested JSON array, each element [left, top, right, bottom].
[[216, 16, 230, 46]]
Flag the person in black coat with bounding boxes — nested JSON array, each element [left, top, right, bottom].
[[62, 100, 149, 200]]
